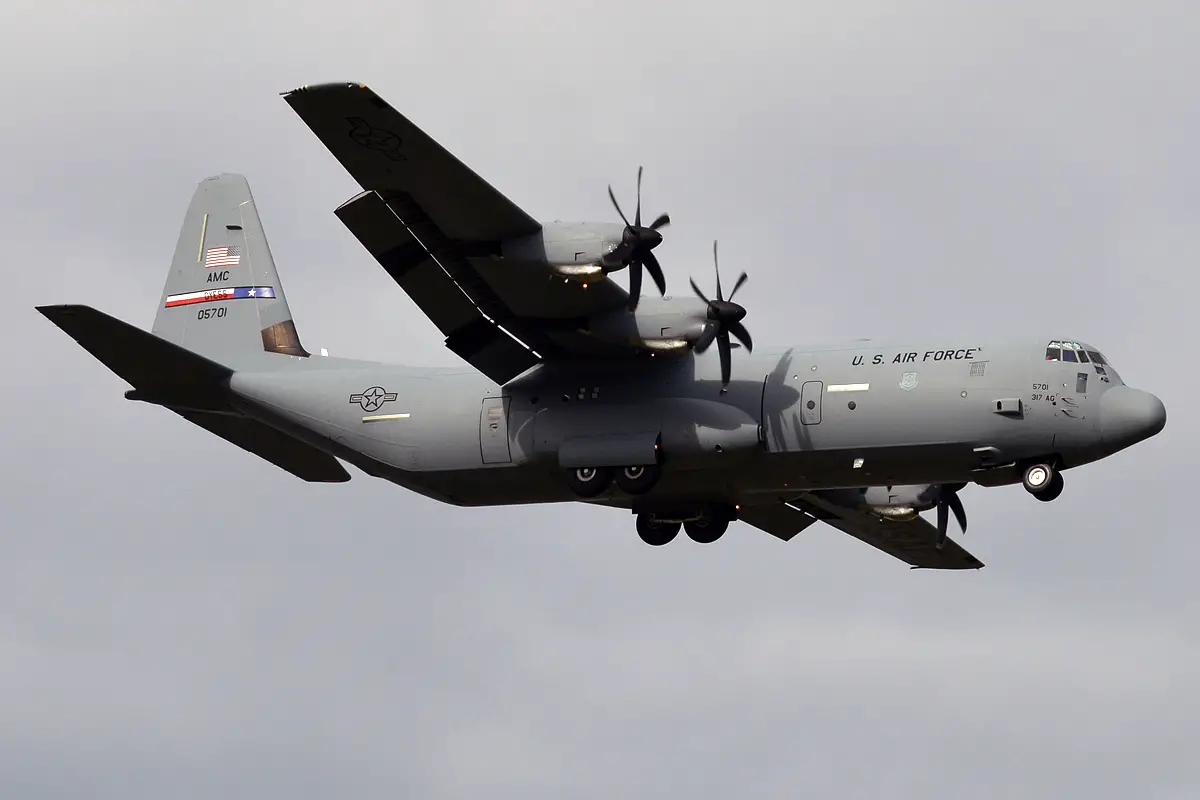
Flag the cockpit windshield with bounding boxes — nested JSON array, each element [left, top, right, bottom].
[[1046, 340, 1117, 381]]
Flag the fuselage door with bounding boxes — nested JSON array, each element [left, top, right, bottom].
[[479, 396, 512, 464], [801, 380, 823, 425]]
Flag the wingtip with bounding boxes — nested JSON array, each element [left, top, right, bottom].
[[36, 303, 86, 317], [281, 81, 369, 98]]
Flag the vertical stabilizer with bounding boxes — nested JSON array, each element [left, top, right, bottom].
[[152, 173, 308, 361]]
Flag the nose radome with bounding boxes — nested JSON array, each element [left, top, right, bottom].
[[1101, 386, 1166, 448]]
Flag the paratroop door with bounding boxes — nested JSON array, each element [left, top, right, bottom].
[[801, 380, 823, 425], [479, 397, 512, 464]]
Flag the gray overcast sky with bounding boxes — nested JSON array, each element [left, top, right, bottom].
[[2, 1, 1197, 797]]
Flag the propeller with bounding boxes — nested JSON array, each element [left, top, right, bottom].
[[690, 240, 753, 388], [934, 482, 968, 549], [607, 166, 670, 310]]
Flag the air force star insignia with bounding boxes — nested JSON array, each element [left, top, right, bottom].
[[900, 371, 919, 391], [349, 386, 398, 413]]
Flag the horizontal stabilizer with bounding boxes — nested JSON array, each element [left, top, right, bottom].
[[37, 304, 232, 397], [172, 409, 350, 483], [38, 303, 350, 484]]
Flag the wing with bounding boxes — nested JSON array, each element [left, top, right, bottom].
[[283, 82, 641, 376], [738, 501, 821, 541], [770, 492, 985, 570]]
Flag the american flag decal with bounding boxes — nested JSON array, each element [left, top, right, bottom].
[[204, 245, 242, 268]]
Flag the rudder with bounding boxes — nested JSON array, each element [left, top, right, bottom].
[[152, 174, 309, 361]]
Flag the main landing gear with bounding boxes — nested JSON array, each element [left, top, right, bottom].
[[565, 464, 663, 498], [1022, 461, 1064, 502], [635, 505, 734, 546]]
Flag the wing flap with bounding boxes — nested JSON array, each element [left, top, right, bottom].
[[738, 501, 821, 541], [334, 191, 541, 385], [794, 492, 985, 570], [283, 82, 541, 242]]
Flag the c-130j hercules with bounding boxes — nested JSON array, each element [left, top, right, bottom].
[[38, 82, 1166, 570]]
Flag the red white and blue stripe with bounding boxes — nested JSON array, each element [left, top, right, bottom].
[[164, 286, 276, 308]]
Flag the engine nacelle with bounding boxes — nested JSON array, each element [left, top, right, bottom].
[[502, 222, 628, 277], [854, 484, 941, 521], [585, 296, 710, 351]]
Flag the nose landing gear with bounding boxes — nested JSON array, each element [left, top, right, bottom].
[[1022, 462, 1064, 502]]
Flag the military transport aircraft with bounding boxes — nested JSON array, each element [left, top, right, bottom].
[[36, 82, 1167, 570]]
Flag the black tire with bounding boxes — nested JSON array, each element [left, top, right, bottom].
[[636, 514, 680, 546], [684, 507, 730, 544], [566, 466, 613, 498], [614, 463, 662, 495], [1034, 471, 1064, 502]]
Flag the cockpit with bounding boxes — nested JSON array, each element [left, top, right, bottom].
[[1045, 340, 1120, 383]]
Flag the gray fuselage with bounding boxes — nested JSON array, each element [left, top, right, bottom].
[[228, 333, 1165, 510]]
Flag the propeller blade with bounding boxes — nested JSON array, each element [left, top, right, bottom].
[[627, 260, 643, 311], [642, 250, 667, 296], [607, 185, 629, 227], [713, 240, 724, 301], [635, 165, 643, 226], [690, 277, 711, 305], [947, 491, 968, 534], [936, 502, 949, 549], [717, 331, 732, 387], [649, 213, 670, 230], [694, 323, 718, 353], [727, 320, 754, 352], [728, 272, 748, 302]]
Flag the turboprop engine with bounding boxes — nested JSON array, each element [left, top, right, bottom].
[[858, 483, 969, 549]]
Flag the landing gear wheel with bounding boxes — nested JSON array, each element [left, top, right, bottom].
[[684, 507, 730, 544], [566, 466, 613, 498], [614, 463, 662, 495], [1022, 463, 1055, 494], [636, 514, 680, 546], [1034, 471, 1064, 502]]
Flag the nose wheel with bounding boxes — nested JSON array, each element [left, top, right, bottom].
[[1022, 462, 1064, 502]]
